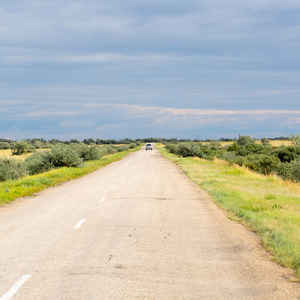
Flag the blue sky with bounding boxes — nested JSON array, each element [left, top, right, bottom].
[[1, 0, 300, 140]]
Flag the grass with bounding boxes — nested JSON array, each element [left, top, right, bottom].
[[0, 146, 140, 205], [203, 140, 293, 147], [157, 143, 300, 278], [0, 149, 45, 160]]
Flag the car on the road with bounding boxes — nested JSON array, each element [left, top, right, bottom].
[[145, 143, 153, 151]]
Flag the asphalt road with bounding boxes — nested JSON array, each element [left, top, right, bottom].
[[0, 147, 299, 299]]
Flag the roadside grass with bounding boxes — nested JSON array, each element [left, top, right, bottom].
[[157, 144, 300, 278], [0, 146, 140, 205]]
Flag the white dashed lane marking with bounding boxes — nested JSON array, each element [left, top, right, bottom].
[[73, 219, 86, 229], [0, 275, 31, 300]]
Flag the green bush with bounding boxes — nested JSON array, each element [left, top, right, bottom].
[[11, 141, 36, 155], [208, 140, 221, 150], [261, 137, 270, 145], [44, 144, 84, 168], [0, 142, 10, 150], [165, 144, 178, 154], [1, 142, 138, 182], [277, 160, 300, 182], [0, 158, 28, 181], [25, 152, 48, 175], [25, 145, 84, 174], [237, 135, 254, 146], [288, 160, 300, 181], [274, 146, 300, 163], [164, 139, 300, 182], [236, 143, 271, 156], [221, 151, 236, 163], [129, 143, 137, 149], [165, 142, 222, 160], [227, 154, 280, 175], [103, 145, 118, 155], [177, 143, 194, 157], [70, 144, 103, 161], [227, 142, 238, 152]]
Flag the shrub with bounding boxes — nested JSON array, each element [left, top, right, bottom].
[[129, 143, 137, 149], [25, 144, 84, 174], [0, 158, 28, 181], [70, 144, 103, 161], [209, 140, 221, 150], [116, 146, 127, 152], [237, 135, 254, 146], [103, 145, 118, 155], [290, 134, 300, 146], [221, 152, 236, 163], [33, 141, 43, 149], [44, 144, 84, 168], [274, 146, 300, 163], [177, 143, 194, 157], [191, 144, 206, 158], [227, 143, 238, 152], [237, 143, 271, 156], [164, 144, 178, 154], [277, 159, 300, 182], [288, 159, 300, 182], [230, 154, 281, 175], [11, 141, 36, 155], [25, 152, 48, 175], [0, 142, 10, 150], [261, 138, 270, 145]]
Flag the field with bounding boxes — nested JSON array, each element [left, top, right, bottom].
[[0, 149, 41, 160], [157, 143, 300, 279], [203, 140, 293, 147]]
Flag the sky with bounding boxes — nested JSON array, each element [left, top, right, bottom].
[[1, 0, 300, 140]]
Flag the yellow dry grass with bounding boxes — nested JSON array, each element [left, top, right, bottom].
[[202, 140, 292, 147], [0, 149, 44, 160]]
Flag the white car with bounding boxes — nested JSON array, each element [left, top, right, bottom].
[[145, 143, 153, 151]]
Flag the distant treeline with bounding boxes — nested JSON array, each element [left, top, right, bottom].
[[0, 135, 292, 151]]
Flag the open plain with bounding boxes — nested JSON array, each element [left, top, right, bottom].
[[0, 146, 299, 299]]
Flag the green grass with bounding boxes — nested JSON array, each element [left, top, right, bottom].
[[0, 146, 140, 205], [157, 144, 300, 278]]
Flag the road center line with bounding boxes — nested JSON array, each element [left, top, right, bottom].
[[73, 219, 86, 229], [100, 197, 106, 203], [0, 274, 31, 300]]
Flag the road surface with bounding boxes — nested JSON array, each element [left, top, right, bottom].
[[0, 147, 299, 299]]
